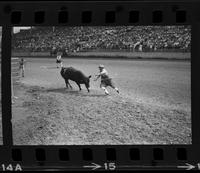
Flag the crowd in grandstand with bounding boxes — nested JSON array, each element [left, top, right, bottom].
[[12, 26, 191, 53]]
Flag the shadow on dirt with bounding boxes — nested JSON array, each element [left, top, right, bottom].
[[46, 88, 79, 94], [81, 94, 107, 97], [45, 88, 106, 97]]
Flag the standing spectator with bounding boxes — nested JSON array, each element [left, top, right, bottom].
[[19, 58, 25, 77], [56, 51, 63, 68]]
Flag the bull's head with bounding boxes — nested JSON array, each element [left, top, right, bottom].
[[85, 75, 92, 92]]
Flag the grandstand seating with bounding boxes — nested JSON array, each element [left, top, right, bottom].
[[12, 26, 191, 53]]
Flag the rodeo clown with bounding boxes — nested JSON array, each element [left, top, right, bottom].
[[94, 64, 119, 95]]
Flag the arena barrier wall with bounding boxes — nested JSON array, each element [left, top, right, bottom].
[[12, 51, 50, 57], [69, 51, 191, 60], [12, 51, 190, 60]]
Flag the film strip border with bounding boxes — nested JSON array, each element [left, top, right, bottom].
[[1, 0, 200, 171], [0, 1, 199, 25], [0, 146, 199, 170]]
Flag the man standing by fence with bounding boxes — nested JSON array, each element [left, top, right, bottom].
[[56, 51, 63, 68], [19, 58, 25, 77]]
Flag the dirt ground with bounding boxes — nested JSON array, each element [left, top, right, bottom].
[[10, 58, 191, 145]]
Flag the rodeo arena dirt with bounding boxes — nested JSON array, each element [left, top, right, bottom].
[[1, 26, 192, 145]]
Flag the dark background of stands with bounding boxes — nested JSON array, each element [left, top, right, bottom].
[[12, 26, 191, 56]]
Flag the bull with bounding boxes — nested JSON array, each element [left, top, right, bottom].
[[60, 67, 92, 92]]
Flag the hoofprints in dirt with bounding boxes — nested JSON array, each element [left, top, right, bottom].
[[12, 84, 191, 145]]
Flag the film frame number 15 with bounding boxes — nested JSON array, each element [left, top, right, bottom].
[[104, 162, 116, 170]]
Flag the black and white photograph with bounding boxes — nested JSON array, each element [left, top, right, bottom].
[[11, 26, 191, 145]]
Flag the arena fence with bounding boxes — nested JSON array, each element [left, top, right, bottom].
[[11, 57, 21, 102], [12, 51, 50, 57]]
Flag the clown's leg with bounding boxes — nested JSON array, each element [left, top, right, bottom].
[[110, 84, 119, 94], [115, 87, 119, 93], [101, 86, 109, 95]]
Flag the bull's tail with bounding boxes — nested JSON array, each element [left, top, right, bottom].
[[61, 62, 64, 68], [60, 67, 65, 77]]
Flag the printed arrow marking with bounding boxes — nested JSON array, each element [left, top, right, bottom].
[[177, 163, 195, 170], [83, 163, 101, 170], [119, 165, 176, 169], [118, 163, 196, 170], [21, 162, 197, 171]]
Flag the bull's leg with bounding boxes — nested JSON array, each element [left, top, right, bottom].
[[68, 81, 73, 89], [76, 82, 82, 91], [64, 79, 69, 89], [85, 84, 90, 92]]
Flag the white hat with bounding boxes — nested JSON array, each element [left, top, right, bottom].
[[99, 64, 104, 68]]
